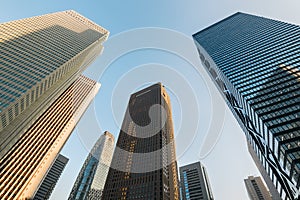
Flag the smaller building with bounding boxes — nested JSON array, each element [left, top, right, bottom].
[[33, 154, 69, 200], [244, 176, 272, 200], [179, 161, 214, 200]]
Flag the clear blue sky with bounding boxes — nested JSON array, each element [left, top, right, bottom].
[[1, 1, 300, 199]]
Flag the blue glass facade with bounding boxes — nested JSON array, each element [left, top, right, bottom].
[[68, 132, 114, 200], [74, 156, 98, 199], [193, 12, 300, 200], [182, 172, 191, 200]]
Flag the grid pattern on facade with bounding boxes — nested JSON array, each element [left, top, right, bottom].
[[244, 176, 272, 200], [33, 154, 69, 200], [68, 131, 114, 200], [248, 142, 282, 200], [179, 162, 214, 200], [193, 12, 300, 200], [102, 83, 180, 200], [0, 75, 99, 199], [0, 10, 108, 133]]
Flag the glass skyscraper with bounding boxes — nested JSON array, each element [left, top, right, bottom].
[[193, 12, 300, 200], [0, 11, 108, 199], [68, 131, 115, 200], [102, 83, 180, 199], [179, 162, 214, 200], [0, 10, 109, 158]]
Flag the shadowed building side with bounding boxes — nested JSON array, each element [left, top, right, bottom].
[[33, 154, 69, 200], [0, 10, 109, 159], [102, 83, 180, 200], [179, 161, 214, 200]]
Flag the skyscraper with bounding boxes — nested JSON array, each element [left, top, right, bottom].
[[0, 75, 100, 199], [244, 176, 272, 200], [193, 12, 300, 199], [68, 131, 115, 200], [0, 10, 109, 158], [179, 161, 214, 200], [102, 83, 180, 199], [0, 10, 108, 199], [33, 154, 69, 200]]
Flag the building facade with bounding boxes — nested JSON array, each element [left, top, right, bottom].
[[0, 75, 100, 199], [244, 176, 272, 200], [68, 131, 115, 200], [0, 10, 109, 158], [248, 142, 282, 200], [193, 12, 300, 199], [179, 162, 214, 200], [33, 154, 69, 200], [102, 83, 180, 199], [0, 10, 108, 199]]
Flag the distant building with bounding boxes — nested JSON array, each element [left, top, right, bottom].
[[68, 131, 115, 200], [102, 83, 180, 199], [179, 161, 214, 200], [244, 176, 272, 200], [33, 154, 69, 200]]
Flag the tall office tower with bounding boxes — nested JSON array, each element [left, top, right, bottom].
[[179, 161, 214, 200], [0, 10, 109, 158], [33, 154, 69, 200], [102, 83, 180, 199], [193, 12, 300, 200], [244, 176, 272, 200], [68, 131, 115, 200], [0, 75, 100, 199]]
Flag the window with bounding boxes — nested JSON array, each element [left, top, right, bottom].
[[1, 114, 7, 127], [14, 103, 19, 116], [8, 108, 13, 122], [26, 94, 30, 107], [20, 98, 25, 112]]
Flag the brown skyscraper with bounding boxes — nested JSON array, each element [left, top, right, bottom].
[[102, 83, 180, 199]]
